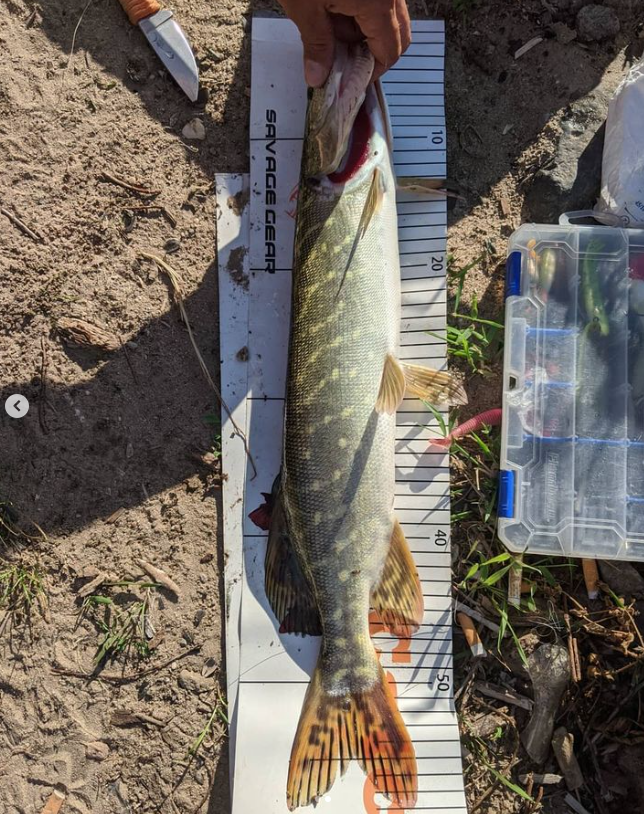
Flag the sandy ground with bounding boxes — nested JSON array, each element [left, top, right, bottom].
[[1, 0, 643, 812]]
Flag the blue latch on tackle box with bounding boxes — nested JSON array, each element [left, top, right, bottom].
[[499, 218, 644, 561]]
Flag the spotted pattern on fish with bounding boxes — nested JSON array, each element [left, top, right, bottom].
[[282, 95, 400, 697]]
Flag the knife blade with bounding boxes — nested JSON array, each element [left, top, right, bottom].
[[118, 0, 199, 102]]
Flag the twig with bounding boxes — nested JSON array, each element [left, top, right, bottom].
[[564, 794, 592, 814], [120, 337, 140, 385], [98, 172, 160, 196], [590, 677, 644, 745], [1, 206, 43, 242], [51, 644, 200, 683], [137, 560, 181, 597], [61, 0, 95, 92], [111, 709, 168, 727], [473, 680, 533, 711], [126, 205, 177, 228], [563, 600, 582, 683], [39, 336, 50, 434], [454, 599, 502, 634], [454, 657, 482, 705], [138, 252, 258, 479], [470, 778, 500, 813]]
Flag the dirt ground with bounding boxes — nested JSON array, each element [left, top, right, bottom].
[[1, 0, 644, 812]]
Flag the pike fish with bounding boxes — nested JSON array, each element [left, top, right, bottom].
[[257, 43, 465, 810]]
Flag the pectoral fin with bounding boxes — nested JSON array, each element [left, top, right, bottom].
[[265, 487, 321, 637], [370, 519, 424, 638], [402, 362, 468, 406], [337, 167, 385, 300]]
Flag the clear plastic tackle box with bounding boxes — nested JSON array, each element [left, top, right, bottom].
[[499, 220, 644, 561]]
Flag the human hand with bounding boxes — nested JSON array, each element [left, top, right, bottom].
[[277, 0, 411, 87]]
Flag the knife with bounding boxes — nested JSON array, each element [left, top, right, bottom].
[[118, 0, 199, 101]]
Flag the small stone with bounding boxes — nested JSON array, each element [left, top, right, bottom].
[[201, 657, 217, 678], [178, 669, 214, 694], [78, 564, 101, 579], [524, 89, 609, 221], [236, 346, 249, 362], [185, 474, 202, 493], [194, 608, 206, 627], [182, 118, 206, 140], [599, 560, 644, 600], [576, 5, 620, 42], [164, 238, 181, 254], [550, 22, 577, 43], [86, 741, 110, 761]]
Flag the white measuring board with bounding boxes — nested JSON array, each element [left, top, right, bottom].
[[217, 15, 467, 814]]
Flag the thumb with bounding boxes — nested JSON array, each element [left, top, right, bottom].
[[284, 3, 335, 87]]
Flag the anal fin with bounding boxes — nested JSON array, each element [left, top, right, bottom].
[[371, 519, 424, 638], [265, 487, 321, 637]]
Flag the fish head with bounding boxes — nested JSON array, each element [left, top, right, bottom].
[[304, 42, 392, 189]]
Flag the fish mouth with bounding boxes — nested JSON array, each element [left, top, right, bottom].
[[308, 42, 376, 178], [326, 96, 374, 184]]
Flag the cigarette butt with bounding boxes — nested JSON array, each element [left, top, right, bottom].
[[41, 789, 65, 814], [552, 728, 584, 791], [457, 611, 487, 658], [582, 559, 600, 600], [508, 557, 523, 608]]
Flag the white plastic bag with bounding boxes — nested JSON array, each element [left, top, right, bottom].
[[596, 60, 644, 227]]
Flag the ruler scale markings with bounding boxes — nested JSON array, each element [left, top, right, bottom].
[[223, 16, 466, 814]]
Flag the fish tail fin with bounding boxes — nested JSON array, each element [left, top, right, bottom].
[[287, 662, 417, 811]]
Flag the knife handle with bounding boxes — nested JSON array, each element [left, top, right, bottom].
[[119, 0, 161, 25]]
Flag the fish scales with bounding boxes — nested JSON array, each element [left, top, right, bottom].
[[284, 148, 400, 694]]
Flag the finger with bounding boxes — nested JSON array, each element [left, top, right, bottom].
[[354, 2, 402, 75], [330, 12, 363, 43], [396, 0, 412, 54], [279, 0, 335, 87]]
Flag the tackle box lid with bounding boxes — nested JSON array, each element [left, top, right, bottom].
[[499, 218, 644, 561]]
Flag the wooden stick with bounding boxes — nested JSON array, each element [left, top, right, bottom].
[[137, 559, 181, 597], [98, 171, 159, 196], [1, 206, 43, 242], [473, 680, 533, 711], [138, 251, 258, 479], [126, 205, 177, 228]]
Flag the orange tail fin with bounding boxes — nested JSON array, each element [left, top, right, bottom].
[[286, 662, 417, 810]]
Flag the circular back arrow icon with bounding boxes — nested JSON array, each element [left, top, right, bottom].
[[4, 394, 29, 419]]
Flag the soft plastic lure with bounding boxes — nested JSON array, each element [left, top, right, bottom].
[[429, 408, 503, 448]]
